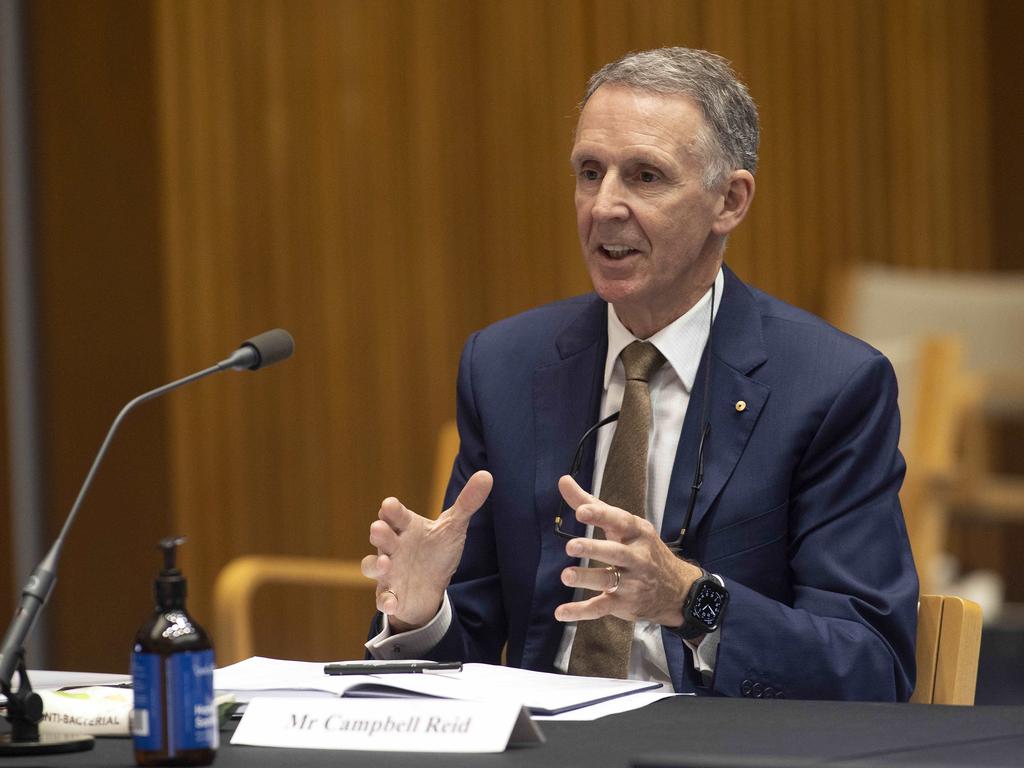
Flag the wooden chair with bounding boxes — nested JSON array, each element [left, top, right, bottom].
[[213, 555, 369, 664], [910, 595, 983, 705], [213, 420, 461, 664], [882, 335, 968, 592], [831, 264, 1024, 524]]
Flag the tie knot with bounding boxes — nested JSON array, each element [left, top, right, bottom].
[[620, 341, 665, 383]]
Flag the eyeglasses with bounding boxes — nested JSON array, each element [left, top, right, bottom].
[[553, 281, 716, 555], [553, 412, 710, 553]]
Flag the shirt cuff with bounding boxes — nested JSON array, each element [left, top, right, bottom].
[[683, 627, 720, 686], [682, 573, 725, 686], [364, 592, 453, 659]]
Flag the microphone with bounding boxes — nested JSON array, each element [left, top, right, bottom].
[[0, 329, 294, 754], [220, 328, 295, 371]]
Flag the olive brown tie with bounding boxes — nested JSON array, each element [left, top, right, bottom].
[[567, 340, 666, 679]]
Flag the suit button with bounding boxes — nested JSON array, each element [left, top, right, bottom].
[[752, 683, 763, 697], [741, 679, 753, 696]]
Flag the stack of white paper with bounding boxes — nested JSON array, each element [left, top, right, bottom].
[[214, 656, 665, 716]]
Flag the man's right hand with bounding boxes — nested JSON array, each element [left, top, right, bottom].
[[361, 470, 493, 633]]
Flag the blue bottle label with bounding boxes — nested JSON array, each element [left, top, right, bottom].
[[131, 652, 163, 751], [132, 649, 218, 754]]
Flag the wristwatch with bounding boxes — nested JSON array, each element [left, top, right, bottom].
[[669, 569, 729, 640]]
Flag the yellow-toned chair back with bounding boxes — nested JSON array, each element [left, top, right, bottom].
[[911, 594, 983, 705]]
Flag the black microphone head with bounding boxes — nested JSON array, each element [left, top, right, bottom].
[[236, 328, 295, 370]]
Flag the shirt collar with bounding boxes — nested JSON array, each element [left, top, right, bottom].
[[604, 267, 724, 393]]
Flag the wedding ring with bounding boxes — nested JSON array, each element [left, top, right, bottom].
[[604, 566, 621, 594], [381, 588, 398, 606]]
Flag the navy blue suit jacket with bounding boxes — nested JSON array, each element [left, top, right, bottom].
[[424, 267, 918, 700]]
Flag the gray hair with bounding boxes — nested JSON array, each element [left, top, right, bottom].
[[582, 47, 759, 189]]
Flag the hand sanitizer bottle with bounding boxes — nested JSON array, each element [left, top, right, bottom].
[[131, 536, 217, 766]]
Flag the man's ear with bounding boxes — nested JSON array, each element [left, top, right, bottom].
[[711, 170, 755, 237]]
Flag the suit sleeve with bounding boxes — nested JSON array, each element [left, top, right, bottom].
[[418, 331, 509, 664], [707, 353, 918, 701]]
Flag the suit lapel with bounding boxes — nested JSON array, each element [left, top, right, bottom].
[[662, 267, 771, 555], [526, 296, 607, 669]]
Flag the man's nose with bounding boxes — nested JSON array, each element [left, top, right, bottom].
[[591, 175, 629, 220]]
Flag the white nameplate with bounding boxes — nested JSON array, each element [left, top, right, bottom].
[[231, 697, 544, 753]]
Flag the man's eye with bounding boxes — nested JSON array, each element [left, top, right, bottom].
[[579, 169, 600, 181], [638, 170, 659, 183]]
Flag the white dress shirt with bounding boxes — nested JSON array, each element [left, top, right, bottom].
[[552, 268, 723, 686], [368, 270, 724, 686]]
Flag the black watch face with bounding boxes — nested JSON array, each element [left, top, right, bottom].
[[691, 582, 725, 626]]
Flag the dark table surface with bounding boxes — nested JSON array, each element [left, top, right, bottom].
[[976, 614, 1024, 705], [4, 697, 1024, 767]]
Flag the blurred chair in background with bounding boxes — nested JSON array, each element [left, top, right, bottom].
[[214, 556, 369, 664], [213, 419, 461, 664], [831, 264, 1024, 615], [881, 335, 968, 594]]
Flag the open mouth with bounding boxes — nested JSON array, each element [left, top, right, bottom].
[[599, 245, 640, 259]]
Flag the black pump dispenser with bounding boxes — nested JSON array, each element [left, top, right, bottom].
[[155, 537, 187, 609]]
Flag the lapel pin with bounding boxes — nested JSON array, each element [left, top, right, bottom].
[[735, 400, 747, 412]]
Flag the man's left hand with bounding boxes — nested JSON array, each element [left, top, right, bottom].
[[553, 475, 702, 628]]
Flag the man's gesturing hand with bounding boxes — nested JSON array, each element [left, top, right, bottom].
[[553, 475, 702, 628], [361, 470, 493, 633]]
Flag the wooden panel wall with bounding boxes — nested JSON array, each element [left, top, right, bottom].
[[26, 1, 171, 671], [150, 0, 996, 663], [989, 0, 1024, 271]]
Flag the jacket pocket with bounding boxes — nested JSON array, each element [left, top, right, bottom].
[[701, 499, 788, 564]]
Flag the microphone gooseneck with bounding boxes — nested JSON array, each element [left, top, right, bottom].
[[0, 329, 293, 753]]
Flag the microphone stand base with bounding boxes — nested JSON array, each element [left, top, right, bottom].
[[0, 650, 94, 755], [0, 732, 95, 756]]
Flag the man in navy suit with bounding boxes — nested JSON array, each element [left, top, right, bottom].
[[361, 47, 917, 700]]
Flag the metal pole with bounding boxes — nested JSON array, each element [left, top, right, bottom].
[[0, 0, 47, 666]]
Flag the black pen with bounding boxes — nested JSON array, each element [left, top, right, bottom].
[[324, 661, 463, 676]]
